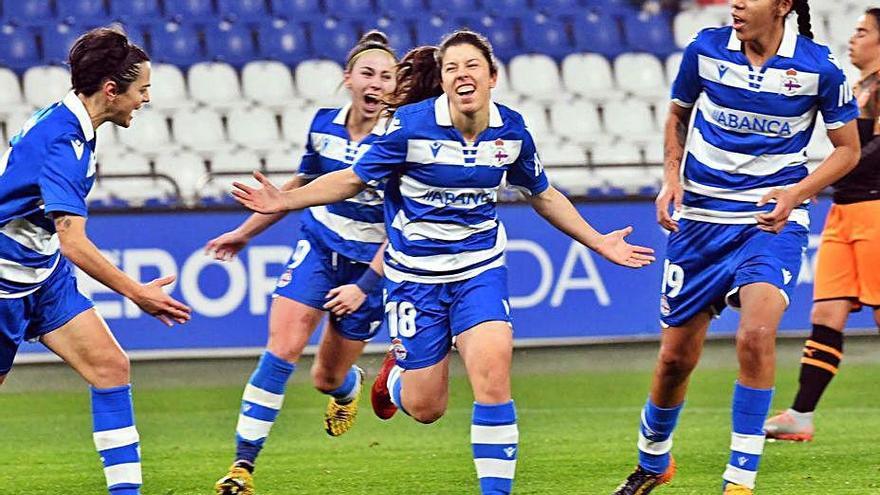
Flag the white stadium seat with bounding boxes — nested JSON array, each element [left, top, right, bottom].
[[187, 62, 243, 110], [514, 100, 552, 146], [0, 68, 27, 118], [23, 66, 70, 108], [117, 109, 172, 155], [211, 148, 262, 174], [148, 63, 193, 114], [242, 61, 297, 109], [641, 137, 664, 164], [665, 52, 683, 84], [548, 168, 603, 196], [538, 142, 588, 167], [154, 151, 208, 204], [508, 54, 562, 104], [97, 150, 152, 176], [549, 99, 604, 147], [264, 148, 304, 173], [227, 107, 281, 152], [561, 53, 622, 102], [590, 142, 643, 165], [295, 60, 346, 105], [602, 100, 657, 144], [104, 177, 177, 207], [614, 53, 668, 100], [594, 166, 661, 194], [492, 61, 518, 106], [673, 8, 724, 48], [280, 104, 314, 148], [3, 110, 35, 139], [172, 108, 232, 156]]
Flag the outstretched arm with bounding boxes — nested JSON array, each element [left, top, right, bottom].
[[529, 186, 655, 268], [232, 168, 367, 214]]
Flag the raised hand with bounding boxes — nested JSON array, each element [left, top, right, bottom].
[[232, 171, 285, 214], [204, 230, 249, 261], [593, 226, 656, 268], [131, 275, 192, 327]]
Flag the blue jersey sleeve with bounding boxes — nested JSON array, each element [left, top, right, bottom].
[[506, 128, 549, 196], [352, 114, 408, 187], [670, 32, 703, 108], [39, 135, 92, 217], [297, 116, 320, 178], [819, 51, 859, 129]]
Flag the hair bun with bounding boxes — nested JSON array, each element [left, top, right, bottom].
[[360, 29, 389, 47]]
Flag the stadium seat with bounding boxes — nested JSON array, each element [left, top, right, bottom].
[[172, 108, 233, 156], [57, 0, 110, 25], [258, 20, 311, 65], [594, 165, 659, 193], [104, 176, 179, 206], [294, 59, 346, 104], [42, 23, 86, 65], [377, 0, 426, 18], [309, 19, 359, 62], [165, 0, 217, 23], [3, 111, 36, 138], [414, 15, 455, 46], [154, 151, 209, 203], [227, 107, 282, 153], [324, 0, 377, 19], [4, 0, 53, 26], [514, 100, 552, 146], [624, 12, 676, 57], [211, 148, 263, 173], [108, 0, 163, 23], [491, 61, 518, 106], [652, 96, 671, 129], [217, 0, 270, 22], [520, 15, 572, 60], [482, 0, 529, 15], [0, 26, 40, 72], [433, 0, 482, 16], [549, 168, 603, 196], [590, 142, 643, 166], [95, 122, 120, 151], [23, 65, 70, 108], [665, 51, 683, 84], [270, 0, 323, 21], [572, 12, 626, 58], [673, 8, 721, 48], [538, 142, 588, 167], [454, 16, 519, 62], [147, 63, 194, 114], [280, 104, 315, 147], [205, 23, 258, 67], [97, 149, 153, 176], [507, 54, 561, 104], [264, 148, 304, 172], [117, 109, 172, 155], [602, 99, 657, 144], [614, 53, 668, 100], [149, 23, 203, 68], [187, 62, 243, 110], [241, 61, 297, 109], [0, 68, 26, 117], [549, 100, 604, 147], [364, 18, 414, 55], [640, 137, 664, 164], [561, 53, 622, 102], [534, 0, 583, 15]]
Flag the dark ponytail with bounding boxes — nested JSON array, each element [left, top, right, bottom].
[[345, 29, 397, 71], [386, 46, 443, 109], [792, 0, 813, 39]]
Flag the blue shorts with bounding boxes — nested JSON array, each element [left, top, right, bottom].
[[383, 267, 512, 370], [274, 234, 383, 341], [660, 220, 808, 328], [0, 258, 94, 374]]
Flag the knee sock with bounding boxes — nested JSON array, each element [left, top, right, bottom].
[[792, 324, 843, 413], [472, 401, 518, 495], [91, 385, 141, 495], [637, 398, 683, 474], [723, 382, 772, 489], [234, 351, 295, 467]]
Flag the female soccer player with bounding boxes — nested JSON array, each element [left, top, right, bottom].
[[210, 31, 397, 495], [231, 30, 655, 495], [764, 7, 880, 443], [0, 28, 191, 495], [611, 1, 860, 494]]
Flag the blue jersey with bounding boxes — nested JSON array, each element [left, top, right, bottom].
[[671, 26, 859, 228], [297, 103, 386, 263], [0, 92, 97, 298], [353, 94, 549, 284]]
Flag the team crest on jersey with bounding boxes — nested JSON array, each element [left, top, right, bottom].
[[780, 68, 802, 96], [491, 138, 509, 166], [391, 338, 407, 360]]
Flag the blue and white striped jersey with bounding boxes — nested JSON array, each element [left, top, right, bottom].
[[297, 104, 386, 263], [353, 94, 549, 284], [0, 92, 97, 298], [671, 25, 859, 227]]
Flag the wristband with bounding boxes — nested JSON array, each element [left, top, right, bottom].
[[355, 267, 382, 294]]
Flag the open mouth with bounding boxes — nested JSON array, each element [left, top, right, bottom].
[[456, 84, 476, 97], [731, 15, 745, 30], [363, 93, 382, 111]]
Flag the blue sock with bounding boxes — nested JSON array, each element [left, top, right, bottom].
[[387, 365, 409, 416], [327, 366, 360, 403], [472, 401, 518, 495], [637, 399, 683, 474], [723, 382, 773, 489], [235, 351, 295, 465], [91, 384, 141, 495]]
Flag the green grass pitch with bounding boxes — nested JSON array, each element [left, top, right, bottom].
[[2, 337, 879, 494]]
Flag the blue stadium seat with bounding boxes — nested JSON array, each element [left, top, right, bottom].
[[108, 0, 163, 23], [42, 23, 85, 65], [0, 26, 40, 71], [414, 15, 454, 46], [149, 23, 203, 68], [624, 12, 675, 57], [520, 15, 571, 60], [165, 0, 216, 23], [376, 0, 425, 19], [270, 0, 324, 21], [205, 23, 257, 67], [57, 0, 110, 25], [309, 19, 358, 62], [533, 0, 582, 15], [4, 0, 54, 26], [366, 18, 414, 55], [324, 0, 376, 20], [218, 0, 270, 22], [583, 0, 639, 17], [433, 0, 482, 16], [258, 20, 311, 65], [572, 12, 625, 58], [483, 0, 531, 16], [455, 16, 520, 62]]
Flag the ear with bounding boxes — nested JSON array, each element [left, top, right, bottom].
[[102, 79, 119, 100], [342, 70, 353, 91], [488, 69, 498, 90], [778, 0, 794, 17]]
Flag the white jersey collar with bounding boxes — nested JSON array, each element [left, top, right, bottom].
[[62, 91, 95, 141], [434, 93, 503, 128]]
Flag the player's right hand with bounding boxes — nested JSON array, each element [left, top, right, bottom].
[[132, 275, 192, 327], [655, 179, 683, 232], [204, 230, 249, 261], [232, 171, 286, 214]]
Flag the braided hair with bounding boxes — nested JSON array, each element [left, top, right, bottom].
[[791, 0, 813, 39]]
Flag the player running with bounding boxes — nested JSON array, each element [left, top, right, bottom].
[[231, 30, 655, 495], [0, 28, 191, 495], [210, 31, 397, 495], [764, 7, 880, 443], [610, 1, 860, 494]]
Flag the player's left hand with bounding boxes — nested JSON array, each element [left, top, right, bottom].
[[232, 171, 285, 214], [324, 284, 367, 317], [594, 226, 656, 268], [756, 188, 799, 233]]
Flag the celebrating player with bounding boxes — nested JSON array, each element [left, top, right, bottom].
[[611, 1, 860, 494], [231, 30, 654, 495], [209, 31, 397, 495], [0, 28, 191, 495], [764, 7, 880, 442]]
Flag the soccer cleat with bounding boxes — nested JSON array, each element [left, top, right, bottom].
[[214, 464, 254, 495], [763, 410, 814, 442], [612, 457, 676, 495], [371, 348, 398, 420], [324, 366, 365, 436], [723, 482, 753, 494]]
